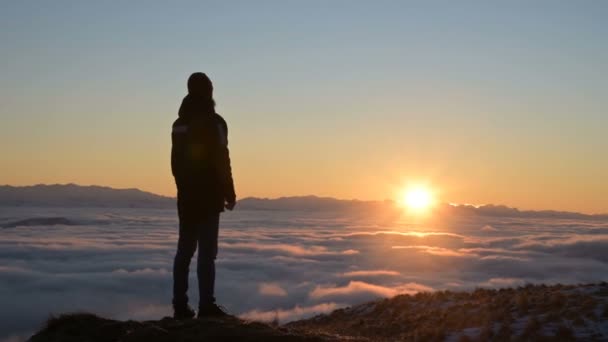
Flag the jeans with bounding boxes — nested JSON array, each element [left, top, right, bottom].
[[172, 212, 220, 309]]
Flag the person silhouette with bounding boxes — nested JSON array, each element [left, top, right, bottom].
[[171, 72, 236, 319]]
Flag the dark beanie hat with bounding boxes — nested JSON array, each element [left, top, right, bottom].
[[187, 72, 213, 95]]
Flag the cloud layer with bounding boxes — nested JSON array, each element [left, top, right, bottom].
[[1, 206, 607, 341]]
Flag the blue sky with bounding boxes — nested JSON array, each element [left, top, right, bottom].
[[1, 1, 607, 212]]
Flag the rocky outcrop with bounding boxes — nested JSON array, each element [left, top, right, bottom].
[[28, 313, 362, 342]]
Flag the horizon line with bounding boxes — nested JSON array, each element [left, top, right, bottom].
[[2, 182, 607, 216]]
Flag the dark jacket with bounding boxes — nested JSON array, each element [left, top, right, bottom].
[[171, 94, 236, 222]]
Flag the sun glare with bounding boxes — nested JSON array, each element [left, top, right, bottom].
[[399, 186, 435, 212]]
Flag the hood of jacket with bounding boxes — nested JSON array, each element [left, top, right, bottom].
[[178, 94, 215, 120]]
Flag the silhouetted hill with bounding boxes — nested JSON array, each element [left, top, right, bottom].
[[237, 197, 608, 219], [237, 196, 389, 212], [0, 184, 174, 208], [1, 184, 606, 219], [28, 283, 608, 341], [27, 314, 357, 342], [438, 203, 608, 220]]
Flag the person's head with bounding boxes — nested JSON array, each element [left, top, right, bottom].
[[187, 72, 213, 98]]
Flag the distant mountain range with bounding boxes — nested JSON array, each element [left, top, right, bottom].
[[1, 184, 606, 219], [0, 184, 175, 208], [0, 184, 389, 212]]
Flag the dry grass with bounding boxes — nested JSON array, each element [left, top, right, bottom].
[[288, 283, 608, 341]]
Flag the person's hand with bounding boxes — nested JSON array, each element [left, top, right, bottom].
[[225, 200, 236, 211]]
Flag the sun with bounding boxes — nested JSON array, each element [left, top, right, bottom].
[[399, 186, 435, 211]]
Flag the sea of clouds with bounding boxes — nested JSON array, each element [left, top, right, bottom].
[[1, 206, 607, 341]]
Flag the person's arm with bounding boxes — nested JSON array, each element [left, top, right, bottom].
[[171, 119, 188, 181], [216, 116, 236, 209]]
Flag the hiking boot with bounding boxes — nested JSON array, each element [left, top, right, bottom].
[[173, 305, 196, 320], [198, 303, 229, 318]]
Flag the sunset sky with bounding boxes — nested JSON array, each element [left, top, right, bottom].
[[1, 1, 607, 213]]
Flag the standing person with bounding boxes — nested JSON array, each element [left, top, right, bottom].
[[171, 72, 236, 319]]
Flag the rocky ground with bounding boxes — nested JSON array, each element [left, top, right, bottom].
[[29, 283, 608, 342], [27, 313, 362, 342]]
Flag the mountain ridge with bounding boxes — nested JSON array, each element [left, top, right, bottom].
[[0, 183, 174, 208], [1, 183, 606, 218]]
